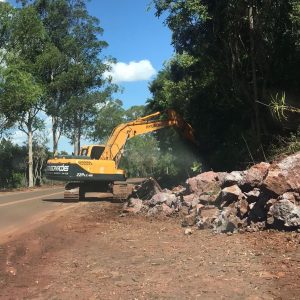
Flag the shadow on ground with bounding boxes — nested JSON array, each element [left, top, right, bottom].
[[42, 197, 123, 204]]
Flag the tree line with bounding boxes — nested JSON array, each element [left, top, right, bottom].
[[148, 0, 300, 170], [0, 0, 118, 187]]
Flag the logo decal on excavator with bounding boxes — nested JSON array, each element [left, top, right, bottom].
[[47, 165, 69, 172]]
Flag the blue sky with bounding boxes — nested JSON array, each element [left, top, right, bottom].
[[90, 0, 173, 108], [7, 0, 174, 152]]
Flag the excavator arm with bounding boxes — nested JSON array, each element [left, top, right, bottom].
[[100, 109, 197, 165]]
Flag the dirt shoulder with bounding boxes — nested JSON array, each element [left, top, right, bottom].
[[0, 201, 299, 299]]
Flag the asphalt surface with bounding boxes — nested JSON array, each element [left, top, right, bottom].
[[0, 186, 76, 242]]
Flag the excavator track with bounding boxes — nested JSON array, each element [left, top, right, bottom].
[[63, 178, 162, 201]]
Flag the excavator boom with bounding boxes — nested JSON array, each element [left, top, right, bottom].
[[101, 109, 197, 163]]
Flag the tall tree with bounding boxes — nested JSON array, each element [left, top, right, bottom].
[[0, 5, 46, 187], [30, 0, 114, 155], [89, 99, 125, 143]]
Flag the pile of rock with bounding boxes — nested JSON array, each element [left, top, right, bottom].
[[123, 152, 300, 233]]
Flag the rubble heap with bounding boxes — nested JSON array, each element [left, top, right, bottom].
[[123, 152, 300, 233]]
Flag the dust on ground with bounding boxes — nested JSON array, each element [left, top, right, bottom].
[[0, 200, 299, 299]]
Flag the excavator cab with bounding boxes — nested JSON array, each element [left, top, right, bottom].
[[80, 145, 105, 159]]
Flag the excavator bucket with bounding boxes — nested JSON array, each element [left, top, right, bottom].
[[113, 177, 162, 200]]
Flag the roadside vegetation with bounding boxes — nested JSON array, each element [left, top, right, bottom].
[[0, 0, 299, 189]]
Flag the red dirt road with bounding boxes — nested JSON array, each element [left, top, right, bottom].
[[0, 201, 299, 299]]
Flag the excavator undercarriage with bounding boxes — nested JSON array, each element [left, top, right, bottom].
[[63, 177, 162, 201]]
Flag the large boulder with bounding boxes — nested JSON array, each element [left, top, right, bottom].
[[244, 162, 270, 188], [186, 171, 221, 202], [268, 199, 300, 228], [263, 152, 300, 195]]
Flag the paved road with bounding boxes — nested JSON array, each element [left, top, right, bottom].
[[0, 186, 77, 242]]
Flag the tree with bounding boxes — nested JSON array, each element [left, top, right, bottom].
[[0, 139, 27, 188], [18, 0, 71, 155], [90, 99, 125, 143], [0, 6, 46, 187], [30, 0, 114, 155], [61, 0, 114, 154], [150, 0, 300, 170]]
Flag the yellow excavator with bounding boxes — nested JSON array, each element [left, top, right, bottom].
[[45, 109, 197, 200]]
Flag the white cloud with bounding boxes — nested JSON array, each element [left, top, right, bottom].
[[104, 60, 156, 83]]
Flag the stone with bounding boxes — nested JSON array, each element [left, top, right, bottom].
[[212, 206, 243, 233], [123, 198, 145, 214], [196, 206, 220, 230], [182, 210, 197, 227], [182, 194, 199, 208], [198, 193, 215, 204], [200, 206, 219, 218], [196, 203, 205, 215], [244, 162, 270, 188], [184, 228, 193, 235], [223, 171, 247, 187], [147, 206, 160, 216], [171, 185, 186, 196], [209, 205, 231, 231], [237, 198, 249, 218], [216, 185, 242, 207], [149, 192, 177, 207], [244, 188, 261, 203], [186, 171, 221, 199], [269, 199, 300, 228], [279, 192, 296, 204], [196, 216, 216, 229], [246, 221, 266, 232], [161, 203, 174, 216], [263, 152, 300, 195], [216, 172, 229, 186]]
